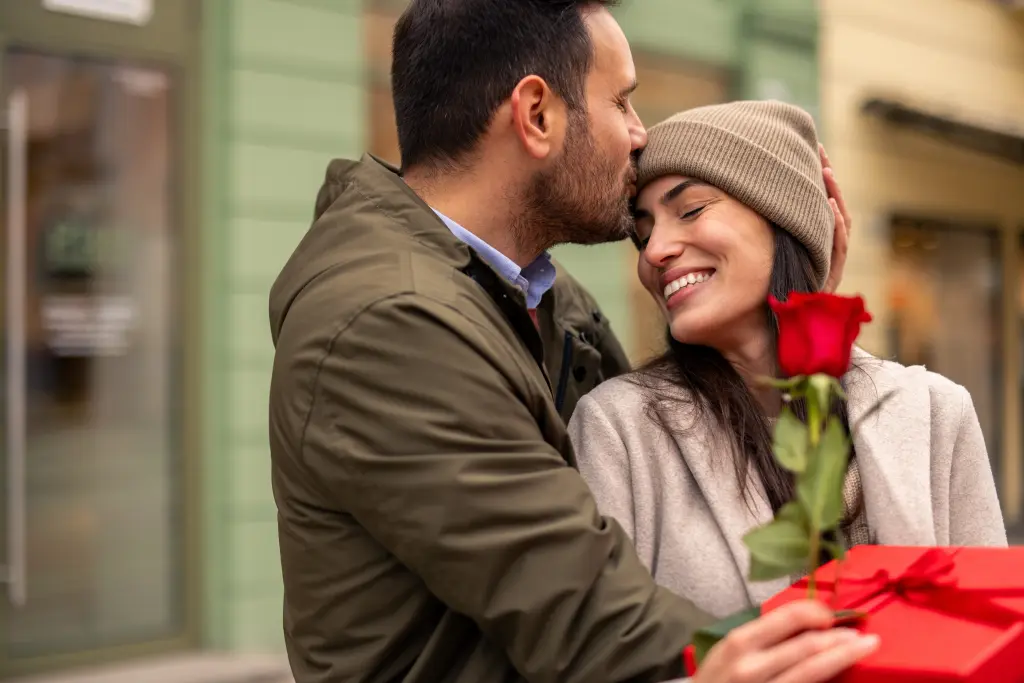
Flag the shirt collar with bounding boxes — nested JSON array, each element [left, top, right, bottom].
[[433, 209, 556, 309]]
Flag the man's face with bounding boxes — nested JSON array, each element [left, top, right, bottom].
[[525, 7, 647, 247]]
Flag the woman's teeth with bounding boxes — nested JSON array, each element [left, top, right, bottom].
[[663, 271, 714, 300]]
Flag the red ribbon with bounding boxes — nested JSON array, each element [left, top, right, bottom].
[[793, 548, 1024, 629]]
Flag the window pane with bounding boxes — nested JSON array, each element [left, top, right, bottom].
[[2, 49, 184, 659], [887, 218, 1002, 457]]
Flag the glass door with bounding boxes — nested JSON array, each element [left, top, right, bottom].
[[0, 48, 185, 674]]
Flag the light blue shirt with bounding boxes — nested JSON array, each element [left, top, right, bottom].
[[433, 209, 556, 309]]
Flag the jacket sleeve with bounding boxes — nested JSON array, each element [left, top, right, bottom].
[[947, 386, 1007, 547], [300, 294, 712, 683], [568, 394, 637, 542]]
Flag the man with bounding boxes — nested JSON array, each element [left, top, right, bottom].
[[268, 1, 872, 681]]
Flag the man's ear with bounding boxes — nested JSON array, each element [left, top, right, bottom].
[[509, 75, 565, 161]]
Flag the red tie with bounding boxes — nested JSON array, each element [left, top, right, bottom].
[[528, 308, 539, 330]]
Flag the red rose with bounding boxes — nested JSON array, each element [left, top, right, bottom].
[[768, 292, 873, 379]]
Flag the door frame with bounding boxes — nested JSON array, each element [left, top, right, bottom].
[[0, 1, 202, 677]]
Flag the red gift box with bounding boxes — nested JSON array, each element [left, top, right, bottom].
[[761, 546, 1024, 683]]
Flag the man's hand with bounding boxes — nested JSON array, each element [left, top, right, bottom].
[[694, 600, 879, 683], [820, 144, 851, 295]]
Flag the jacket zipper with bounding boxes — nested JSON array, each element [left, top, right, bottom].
[[554, 330, 573, 413]]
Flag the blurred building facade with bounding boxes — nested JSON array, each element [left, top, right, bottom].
[[819, 0, 1024, 539], [1, 0, 815, 678]]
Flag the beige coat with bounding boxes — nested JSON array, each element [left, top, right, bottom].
[[568, 349, 1007, 619]]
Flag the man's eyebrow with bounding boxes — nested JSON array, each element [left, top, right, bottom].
[[661, 179, 711, 204], [618, 80, 638, 99]]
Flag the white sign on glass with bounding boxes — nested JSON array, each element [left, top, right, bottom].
[[42, 0, 153, 26]]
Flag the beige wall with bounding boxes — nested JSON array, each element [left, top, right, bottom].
[[823, 0, 1024, 349], [820, 0, 1024, 522]]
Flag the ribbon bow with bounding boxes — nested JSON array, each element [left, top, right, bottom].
[[795, 548, 1024, 629]]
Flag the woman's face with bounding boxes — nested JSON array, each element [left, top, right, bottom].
[[634, 175, 775, 349]]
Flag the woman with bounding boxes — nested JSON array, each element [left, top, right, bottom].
[[568, 100, 1007, 622]]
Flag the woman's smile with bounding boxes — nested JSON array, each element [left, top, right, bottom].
[[662, 269, 716, 308]]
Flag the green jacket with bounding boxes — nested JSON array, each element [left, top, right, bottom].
[[268, 155, 712, 683]]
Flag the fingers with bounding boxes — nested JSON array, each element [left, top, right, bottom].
[[772, 630, 880, 683], [819, 143, 851, 294], [738, 627, 866, 683], [819, 144, 851, 238], [823, 168, 848, 231], [818, 143, 832, 171], [695, 601, 880, 683], [721, 600, 835, 652], [829, 197, 848, 271]]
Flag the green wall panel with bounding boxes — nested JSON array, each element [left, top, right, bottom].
[[202, 0, 366, 653], [232, 70, 365, 143], [228, 443, 277, 513], [231, 144, 338, 210], [742, 38, 820, 122], [613, 0, 741, 66], [232, 519, 284, 591], [229, 292, 276, 361], [229, 218, 312, 283], [228, 593, 289, 651], [228, 367, 274, 439], [232, 0, 363, 75]]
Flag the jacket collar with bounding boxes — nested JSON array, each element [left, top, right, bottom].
[[339, 154, 473, 270], [339, 154, 548, 371]]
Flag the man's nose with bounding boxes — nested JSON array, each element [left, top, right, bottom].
[[630, 112, 648, 151]]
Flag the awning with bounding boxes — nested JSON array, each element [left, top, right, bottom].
[[861, 97, 1024, 165]]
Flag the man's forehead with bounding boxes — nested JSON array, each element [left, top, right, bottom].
[[583, 7, 636, 84]]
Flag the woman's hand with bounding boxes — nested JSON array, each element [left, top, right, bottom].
[[693, 599, 879, 683], [820, 144, 851, 295]]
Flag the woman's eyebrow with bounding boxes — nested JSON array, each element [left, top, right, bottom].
[[634, 179, 713, 218], [661, 179, 712, 204]]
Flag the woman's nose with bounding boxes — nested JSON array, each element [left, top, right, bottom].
[[643, 227, 683, 268]]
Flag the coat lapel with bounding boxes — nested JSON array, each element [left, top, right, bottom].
[[674, 410, 795, 607], [845, 349, 937, 545]]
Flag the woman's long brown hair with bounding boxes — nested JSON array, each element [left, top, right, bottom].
[[629, 227, 857, 516]]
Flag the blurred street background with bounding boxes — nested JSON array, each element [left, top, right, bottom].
[[0, 0, 1022, 680]]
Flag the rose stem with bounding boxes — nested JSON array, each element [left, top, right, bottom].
[[806, 387, 822, 600]]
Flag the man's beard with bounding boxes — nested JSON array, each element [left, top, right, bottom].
[[515, 112, 635, 254]]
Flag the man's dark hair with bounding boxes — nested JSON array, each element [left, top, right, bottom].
[[391, 0, 619, 172]]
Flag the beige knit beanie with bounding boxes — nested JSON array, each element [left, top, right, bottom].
[[637, 100, 833, 288]]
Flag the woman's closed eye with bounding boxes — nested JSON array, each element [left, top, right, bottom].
[[679, 205, 707, 221]]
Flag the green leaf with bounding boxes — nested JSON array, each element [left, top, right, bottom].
[[776, 500, 810, 529], [749, 554, 805, 581], [743, 515, 811, 579], [773, 407, 810, 473], [797, 416, 850, 531], [692, 605, 762, 665]]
